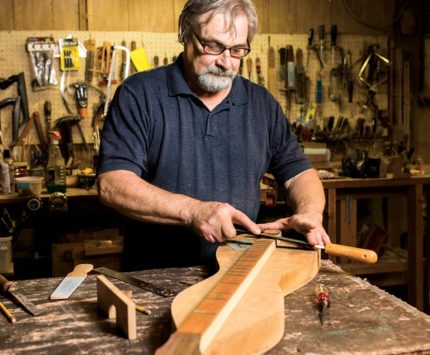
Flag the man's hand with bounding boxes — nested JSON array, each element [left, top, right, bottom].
[[257, 214, 330, 246], [190, 201, 261, 243]]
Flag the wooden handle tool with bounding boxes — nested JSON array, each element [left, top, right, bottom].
[[0, 274, 40, 315], [50, 264, 93, 300], [235, 229, 378, 264], [321, 243, 378, 264]]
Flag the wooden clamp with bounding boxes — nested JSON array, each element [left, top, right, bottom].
[[96, 275, 137, 340]]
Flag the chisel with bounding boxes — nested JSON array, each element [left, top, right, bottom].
[[235, 229, 378, 264], [0, 274, 40, 315]]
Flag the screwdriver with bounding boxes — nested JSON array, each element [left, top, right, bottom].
[[315, 283, 331, 324]]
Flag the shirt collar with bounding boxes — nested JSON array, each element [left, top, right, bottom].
[[166, 53, 248, 106]]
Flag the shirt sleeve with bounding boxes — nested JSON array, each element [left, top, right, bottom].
[[96, 80, 150, 177], [267, 101, 313, 185]]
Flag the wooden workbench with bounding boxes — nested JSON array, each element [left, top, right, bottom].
[[1, 260, 430, 354], [322, 175, 430, 311]]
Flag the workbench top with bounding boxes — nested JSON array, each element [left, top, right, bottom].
[[0, 261, 429, 354]]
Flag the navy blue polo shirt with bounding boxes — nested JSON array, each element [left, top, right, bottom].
[[97, 53, 311, 270]]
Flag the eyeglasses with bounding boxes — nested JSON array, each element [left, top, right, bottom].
[[192, 31, 251, 59]]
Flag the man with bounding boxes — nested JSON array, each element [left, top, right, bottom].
[[97, 0, 330, 271]]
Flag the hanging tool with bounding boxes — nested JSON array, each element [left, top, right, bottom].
[[0, 73, 30, 125], [285, 45, 295, 114], [44, 101, 52, 138], [246, 57, 253, 81], [295, 48, 307, 105], [0, 96, 21, 148], [121, 40, 129, 81], [84, 38, 96, 82], [32, 112, 47, 152], [0, 72, 30, 148], [330, 25, 337, 69], [318, 25, 325, 67], [74, 83, 88, 120], [306, 28, 314, 67], [316, 72, 323, 104], [358, 44, 390, 122], [54, 115, 85, 165], [267, 36, 277, 95], [97, 41, 112, 85], [93, 267, 177, 297], [153, 55, 159, 68], [315, 284, 330, 324], [278, 47, 287, 83], [305, 28, 323, 69], [0, 274, 40, 316], [255, 56, 264, 86], [26, 37, 57, 88], [103, 44, 131, 117], [358, 44, 390, 93], [346, 51, 354, 103]]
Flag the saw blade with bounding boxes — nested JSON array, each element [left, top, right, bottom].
[[93, 267, 176, 298]]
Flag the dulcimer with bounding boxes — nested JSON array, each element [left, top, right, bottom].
[[156, 233, 377, 355]]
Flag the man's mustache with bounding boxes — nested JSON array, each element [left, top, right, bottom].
[[205, 66, 235, 78]]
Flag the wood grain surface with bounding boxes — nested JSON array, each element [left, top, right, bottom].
[[0, 261, 429, 354]]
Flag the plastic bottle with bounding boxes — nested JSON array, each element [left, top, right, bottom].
[[0, 149, 15, 194], [46, 131, 66, 193]]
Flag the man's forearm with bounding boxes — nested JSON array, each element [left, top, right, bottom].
[[97, 170, 199, 226], [284, 169, 325, 222]]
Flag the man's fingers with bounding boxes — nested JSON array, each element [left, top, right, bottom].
[[233, 211, 261, 235]]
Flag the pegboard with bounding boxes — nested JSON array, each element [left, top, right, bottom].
[[244, 33, 388, 126], [0, 30, 388, 167]]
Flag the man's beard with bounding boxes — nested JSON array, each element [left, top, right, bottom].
[[197, 66, 235, 93]]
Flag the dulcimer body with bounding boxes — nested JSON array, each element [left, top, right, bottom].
[[156, 237, 320, 354]]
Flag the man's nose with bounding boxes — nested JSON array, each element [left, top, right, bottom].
[[216, 49, 233, 68]]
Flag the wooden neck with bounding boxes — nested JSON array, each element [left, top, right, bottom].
[[156, 239, 275, 354]]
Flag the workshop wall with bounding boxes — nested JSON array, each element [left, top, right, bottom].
[[0, 0, 413, 171], [0, 0, 395, 35], [0, 29, 388, 171]]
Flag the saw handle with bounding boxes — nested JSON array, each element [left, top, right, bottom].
[[67, 264, 94, 277], [0, 274, 16, 293], [324, 244, 378, 264]]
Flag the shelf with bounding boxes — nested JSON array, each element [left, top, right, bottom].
[[339, 258, 407, 275]]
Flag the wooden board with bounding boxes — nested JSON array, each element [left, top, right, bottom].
[[97, 275, 137, 339], [160, 239, 320, 354]]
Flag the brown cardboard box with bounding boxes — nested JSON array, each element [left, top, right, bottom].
[[52, 231, 123, 276]]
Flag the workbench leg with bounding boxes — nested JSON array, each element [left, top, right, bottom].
[[326, 188, 337, 242], [408, 184, 424, 311], [426, 192, 430, 313], [337, 194, 357, 264]]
